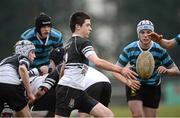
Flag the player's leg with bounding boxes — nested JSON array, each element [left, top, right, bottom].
[[14, 105, 31, 117], [0, 98, 4, 116], [0, 84, 13, 117], [79, 82, 111, 117], [142, 84, 161, 117], [32, 87, 56, 117], [55, 85, 74, 117], [7, 84, 32, 117], [79, 91, 114, 117], [143, 106, 157, 117], [100, 82, 111, 107], [126, 85, 144, 117], [0, 87, 4, 115], [89, 102, 114, 117], [79, 84, 100, 117], [128, 100, 144, 117]]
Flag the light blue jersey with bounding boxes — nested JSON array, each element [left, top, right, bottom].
[[20, 27, 63, 68], [117, 41, 174, 86], [174, 34, 180, 45]]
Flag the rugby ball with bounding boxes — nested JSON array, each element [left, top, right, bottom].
[[136, 51, 155, 79]]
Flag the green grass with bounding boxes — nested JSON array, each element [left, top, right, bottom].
[[110, 105, 180, 117]]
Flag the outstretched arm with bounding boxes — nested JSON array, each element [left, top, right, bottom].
[[87, 54, 138, 80], [157, 63, 180, 76], [112, 71, 141, 90], [112, 63, 141, 90], [148, 32, 176, 49]]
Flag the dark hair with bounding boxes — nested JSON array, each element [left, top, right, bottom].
[[35, 12, 52, 34], [70, 12, 90, 33], [49, 48, 65, 66]]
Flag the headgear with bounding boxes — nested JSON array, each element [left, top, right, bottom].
[[15, 40, 35, 57], [137, 20, 154, 38], [35, 12, 52, 35], [49, 48, 65, 66]]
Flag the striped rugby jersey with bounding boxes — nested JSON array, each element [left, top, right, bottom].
[[174, 34, 180, 45], [117, 41, 174, 85], [20, 27, 63, 68], [0, 54, 31, 85], [58, 36, 96, 90]]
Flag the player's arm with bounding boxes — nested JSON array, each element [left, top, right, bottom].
[[19, 64, 35, 101], [35, 64, 63, 100], [112, 63, 141, 90], [87, 54, 137, 80], [87, 54, 122, 73], [166, 63, 180, 75], [80, 40, 123, 73], [28, 66, 48, 77], [157, 63, 180, 76], [159, 38, 176, 49], [157, 50, 180, 76], [59, 62, 65, 78], [148, 32, 176, 49]]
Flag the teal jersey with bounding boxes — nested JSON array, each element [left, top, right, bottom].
[[20, 27, 63, 68], [174, 34, 180, 45], [117, 41, 174, 85]]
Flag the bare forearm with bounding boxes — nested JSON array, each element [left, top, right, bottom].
[[94, 58, 122, 73], [167, 66, 180, 76], [159, 39, 176, 49], [19, 66, 32, 94], [112, 71, 141, 90], [112, 72, 128, 85]]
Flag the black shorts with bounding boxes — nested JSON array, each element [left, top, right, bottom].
[[55, 85, 98, 117], [85, 82, 111, 107], [126, 84, 161, 108], [32, 87, 56, 112], [0, 83, 28, 112]]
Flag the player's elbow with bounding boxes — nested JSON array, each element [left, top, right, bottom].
[[166, 40, 176, 49], [94, 61, 101, 68], [88, 55, 102, 68], [93, 58, 103, 68], [175, 67, 180, 75]]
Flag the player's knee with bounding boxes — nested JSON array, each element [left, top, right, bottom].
[[98, 106, 114, 117], [131, 111, 143, 117], [90, 103, 114, 117], [103, 109, 114, 117]]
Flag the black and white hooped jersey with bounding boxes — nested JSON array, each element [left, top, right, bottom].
[[0, 54, 31, 85], [58, 36, 96, 90], [30, 64, 62, 94], [83, 67, 110, 90]]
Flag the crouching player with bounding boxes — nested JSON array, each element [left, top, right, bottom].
[[0, 40, 36, 117], [29, 48, 64, 117]]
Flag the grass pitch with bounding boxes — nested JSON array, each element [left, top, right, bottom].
[[110, 105, 180, 117]]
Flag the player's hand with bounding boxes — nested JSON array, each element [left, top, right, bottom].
[[28, 92, 36, 101], [28, 99, 34, 109], [156, 66, 168, 74], [35, 87, 48, 100], [126, 79, 141, 90], [27, 92, 35, 108], [121, 66, 138, 80], [39, 65, 49, 75], [148, 32, 163, 42]]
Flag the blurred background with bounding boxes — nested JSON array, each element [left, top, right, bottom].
[[1, 0, 180, 116]]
